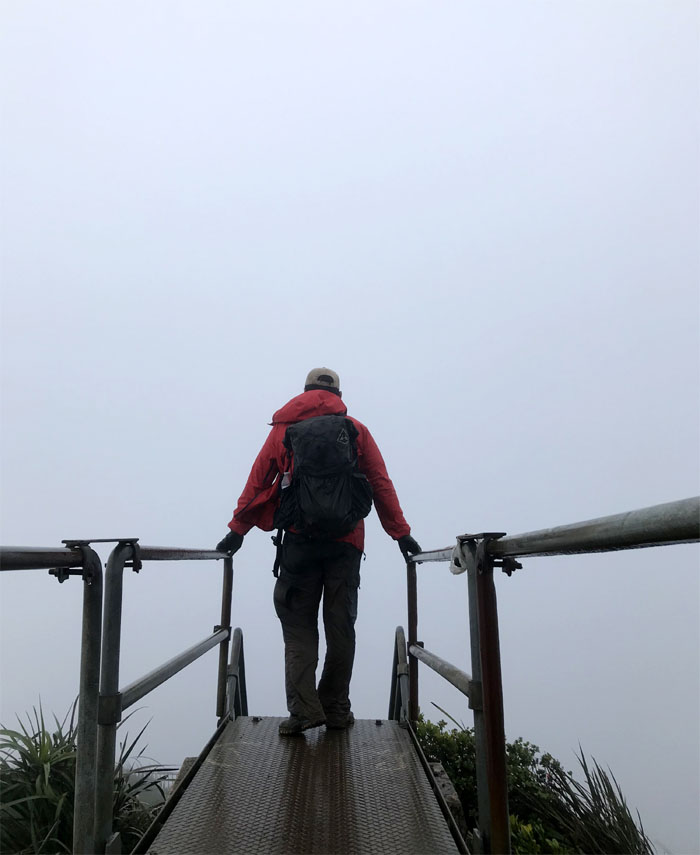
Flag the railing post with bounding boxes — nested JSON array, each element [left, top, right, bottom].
[[466, 543, 491, 853], [216, 556, 234, 720], [406, 560, 419, 723], [95, 541, 133, 855], [474, 540, 510, 855], [389, 626, 409, 724], [73, 546, 103, 855], [227, 627, 246, 719]]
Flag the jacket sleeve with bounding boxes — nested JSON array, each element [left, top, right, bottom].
[[354, 421, 411, 540], [228, 427, 283, 535]]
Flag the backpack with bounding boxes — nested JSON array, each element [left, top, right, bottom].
[[272, 414, 373, 539]]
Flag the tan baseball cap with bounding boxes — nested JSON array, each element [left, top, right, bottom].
[[304, 367, 341, 393]]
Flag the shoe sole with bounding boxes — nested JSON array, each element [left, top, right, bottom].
[[278, 719, 325, 736]]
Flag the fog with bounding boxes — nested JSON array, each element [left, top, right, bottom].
[[1, 2, 698, 852]]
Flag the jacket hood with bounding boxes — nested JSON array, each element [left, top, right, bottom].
[[271, 390, 347, 425]]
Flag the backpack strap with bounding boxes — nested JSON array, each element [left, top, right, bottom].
[[271, 528, 283, 577]]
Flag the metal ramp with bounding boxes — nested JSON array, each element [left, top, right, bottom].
[[146, 717, 460, 854]]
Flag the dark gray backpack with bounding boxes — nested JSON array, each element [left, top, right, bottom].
[[273, 414, 373, 539]]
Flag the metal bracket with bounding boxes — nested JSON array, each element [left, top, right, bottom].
[[467, 680, 483, 711], [494, 556, 522, 576], [213, 624, 231, 636], [62, 538, 142, 573], [123, 540, 142, 573], [475, 537, 504, 575], [98, 692, 123, 726], [458, 532, 522, 576], [49, 543, 103, 584], [48, 567, 83, 583]]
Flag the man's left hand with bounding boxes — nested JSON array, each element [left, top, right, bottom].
[[398, 535, 422, 561], [216, 531, 244, 556]]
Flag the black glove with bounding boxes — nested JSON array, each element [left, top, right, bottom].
[[398, 534, 422, 561], [216, 531, 244, 556]]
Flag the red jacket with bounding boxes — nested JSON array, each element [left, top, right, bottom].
[[228, 390, 411, 552]]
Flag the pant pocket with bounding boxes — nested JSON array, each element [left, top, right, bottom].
[[273, 576, 292, 617]]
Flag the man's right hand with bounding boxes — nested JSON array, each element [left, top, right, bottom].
[[216, 531, 244, 556]]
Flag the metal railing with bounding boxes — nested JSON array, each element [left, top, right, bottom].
[[131, 627, 248, 855], [389, 627, 470, 854], [1, 544, 104, 855], [394, 496, 700, 855], [0, 538, 236, 855]]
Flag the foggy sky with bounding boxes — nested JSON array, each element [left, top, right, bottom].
[[1, 2, 699, 852]]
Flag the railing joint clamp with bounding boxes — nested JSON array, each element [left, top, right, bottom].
[[467, 680, 483, 711], [48, 567, 82, 583], [473, 533, 505, 574], [98, 693, 123, 726], [214, 624, 231, 637], [396, 663, 409, 676], [123, 540, 142, 573], [494, 556, 522, 576]]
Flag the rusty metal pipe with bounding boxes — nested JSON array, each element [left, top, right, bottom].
[[95, 541, 133, 854], [0, 545, 84, 570], [137, 546, 227, 561], [476, 559, 511, 854], [216, 556, 234, 719]]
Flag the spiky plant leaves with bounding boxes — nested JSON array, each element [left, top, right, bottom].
[[532, 748, 654, 855], [1, 701, 174, 854], [416, 714, 654, 854]]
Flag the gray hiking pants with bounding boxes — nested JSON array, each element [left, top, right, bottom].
[[273, 532, 362, 722]]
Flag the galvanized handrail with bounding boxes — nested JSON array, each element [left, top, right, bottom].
[[388, 625, 409, 724], [389, 627, 469, 853], [94, 540, 233, 855], [0, 545, 88, 570], [408, 643, 473, 698], [1, 539, 235, 854], [409, 496, 700, 564], [403, 496, 700, 855], [137, 546, 227, 561], [0, 544, 104, 855], [490, 496, 700, 557], [121, 629, 230, 711], [226, 627, 248, 721]]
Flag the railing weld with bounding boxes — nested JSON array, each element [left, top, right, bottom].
[[120, 628, 229, 711], [409, 644, 472, 697]]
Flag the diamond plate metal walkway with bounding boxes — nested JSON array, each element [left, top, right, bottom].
[[147, 717, 460, 854]]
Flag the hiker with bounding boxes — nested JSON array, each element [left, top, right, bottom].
[[216, 368, 421, 736]]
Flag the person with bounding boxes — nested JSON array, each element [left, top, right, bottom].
[[216, 368, 421, 736]]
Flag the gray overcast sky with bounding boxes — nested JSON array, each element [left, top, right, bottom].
[[1, 2, 699, 852]]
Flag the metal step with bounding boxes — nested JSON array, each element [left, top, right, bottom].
[[147, 716, 460, 854]]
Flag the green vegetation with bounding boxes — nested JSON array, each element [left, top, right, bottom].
[[0, 703, 173, 854], [416, 711, 654, 855]]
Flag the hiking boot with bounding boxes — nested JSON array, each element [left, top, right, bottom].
[[278, 715, 326, 736], [325, 711, 355, 730]]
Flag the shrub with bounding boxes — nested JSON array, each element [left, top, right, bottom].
[[416, 710, 653, 854], [0, 702, 174, 854]]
